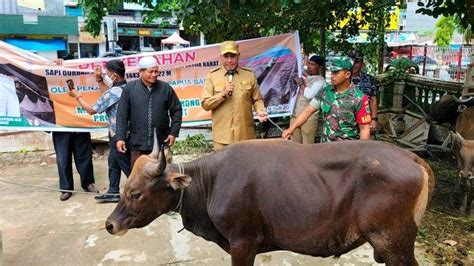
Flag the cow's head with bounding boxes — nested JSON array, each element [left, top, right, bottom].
[[105, 136, 192, 236], [452, 132, 474, 189], [427, 95, 460, 126]]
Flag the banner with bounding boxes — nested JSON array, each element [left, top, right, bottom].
[[0, 32, 301, 132]]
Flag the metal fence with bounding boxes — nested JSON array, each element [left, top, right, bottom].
[[406, 45, 471, 82]]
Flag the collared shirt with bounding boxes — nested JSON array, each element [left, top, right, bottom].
[[303, 75, 326, 100], [116, 79, 182, 151], [292, 75, 326, 116], [310, 84, 371, 142], [351, 71, 377, 97], [202, 65, 266, 144], [92, 80, 126, 137]]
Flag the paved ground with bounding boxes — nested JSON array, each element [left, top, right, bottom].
[[0, 153, 433, 265]]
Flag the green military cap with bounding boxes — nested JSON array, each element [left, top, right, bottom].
[[220, 40, 239, 55], [329, 57, 353, 72]]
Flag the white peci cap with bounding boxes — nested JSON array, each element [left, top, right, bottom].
[[138, 56, 158, 69]]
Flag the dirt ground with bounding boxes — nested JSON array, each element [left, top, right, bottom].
[[415, 157, 473, 265], [0, 147, 474, 265]]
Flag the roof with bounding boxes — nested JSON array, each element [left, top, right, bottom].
[[161, 32, 190, 45]]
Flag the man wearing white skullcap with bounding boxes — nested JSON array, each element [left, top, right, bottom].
[[138, 56, 158, 69], [116, 56, 182, 167]]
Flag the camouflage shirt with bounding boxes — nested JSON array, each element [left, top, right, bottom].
[[351, 71, 377, 97], [309, 84, 371, 142]]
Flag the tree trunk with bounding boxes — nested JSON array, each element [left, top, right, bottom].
[[319, 27, 326, 78]]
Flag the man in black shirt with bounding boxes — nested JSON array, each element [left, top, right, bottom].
[[116, 56, 182, 167]]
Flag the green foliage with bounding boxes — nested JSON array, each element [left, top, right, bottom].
[[434, 16, 456, 47], [386, 58, 419, 82], [417, 229, 429, 238], [17, 148, 28, 155], [416, 0, 472, 30], [463, 25, 472, 44], [81, 0, 397, 55], [81, 0, 117, 36], [360, 0, 394, 74], [381, 58, 419, 108], [171, 134, 211, 155]]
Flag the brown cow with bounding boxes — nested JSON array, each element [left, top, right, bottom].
[[455, 106, 474, 140], [452, 132, 474, 214], [451, 107, 474, 214], [106, 139, 435, 266]]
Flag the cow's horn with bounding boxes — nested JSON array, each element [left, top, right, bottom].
[[156, 144, 167, 175], [454, 131, 465, 145], [459, 95, 473, 103], [149, 128, 159, 158]]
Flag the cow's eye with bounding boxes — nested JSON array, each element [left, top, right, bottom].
[[131, 192, 141, 200]]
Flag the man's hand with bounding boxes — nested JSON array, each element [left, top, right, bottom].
[[281, 128, 294, 140], [53, 58, 64, 66], [257, 111, 269, 123], [370, 120, 378, 133], [294, 77, 305, 86], [116, 140, 127, 153], [222, 81, 234, 97], [94, 65, 103, 80], [359, 124, 371, 140], [165, 135, 176, 146], [68, 88, 79, 99]]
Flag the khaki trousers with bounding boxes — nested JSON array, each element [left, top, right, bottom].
[[290, 114, 318, 144]]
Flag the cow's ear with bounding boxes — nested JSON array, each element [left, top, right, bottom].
[[167, 173, 192, 190]]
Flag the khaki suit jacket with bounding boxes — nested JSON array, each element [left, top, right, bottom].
[[202, 66, 265, 144]]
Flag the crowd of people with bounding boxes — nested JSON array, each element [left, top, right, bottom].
[[54, 40, 378, 201]]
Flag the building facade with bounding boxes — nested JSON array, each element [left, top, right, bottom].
[[0, 0, 179, 60]]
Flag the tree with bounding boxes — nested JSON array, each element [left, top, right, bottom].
[[82, 0, 401, 74], [82, 0, 388, 53], [434, 16, 456, 47], [435, 15, 472, 46], [416, 0, 472, 30]]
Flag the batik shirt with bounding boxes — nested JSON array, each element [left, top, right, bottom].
[[351, 71, 377, 97], [92, 82, 126, 137], [309, 84, 371, 142]]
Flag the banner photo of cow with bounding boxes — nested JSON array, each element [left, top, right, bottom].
[[0, 32, 301, 132]]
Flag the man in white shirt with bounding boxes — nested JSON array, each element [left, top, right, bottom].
[[291, 55, 326, 144], [0, 73, 21, 117]]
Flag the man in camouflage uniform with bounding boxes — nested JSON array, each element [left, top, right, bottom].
[[282, 58, 371, 142], [350, 52, 378, 132], [202, 40, 268, 150]]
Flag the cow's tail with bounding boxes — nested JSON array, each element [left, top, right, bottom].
[[412, 155, 435, 227]]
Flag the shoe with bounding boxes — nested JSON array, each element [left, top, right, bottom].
[[60, 192, 72, 201], [85, 183, 99, 193], [95, 193, 120, 203]]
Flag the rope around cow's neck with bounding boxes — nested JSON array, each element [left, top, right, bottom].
[[173, 163, 186, 233], [0, 178, 108, 195]]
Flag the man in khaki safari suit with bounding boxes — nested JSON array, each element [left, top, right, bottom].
[[202, 40, 269, 150]]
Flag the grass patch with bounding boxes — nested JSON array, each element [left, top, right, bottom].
[[171, 134, 212, 155]]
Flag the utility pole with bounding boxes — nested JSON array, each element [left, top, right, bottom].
[[106, 18, 118, 52]]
